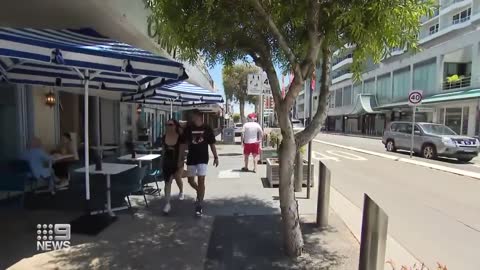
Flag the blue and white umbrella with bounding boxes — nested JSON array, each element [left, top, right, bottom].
[[0, 27, 187, 205], [121, 81, 224, 117]]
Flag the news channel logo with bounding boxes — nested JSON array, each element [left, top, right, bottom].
[[36, 224, 71, 251]]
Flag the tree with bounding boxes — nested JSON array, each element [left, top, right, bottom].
[[223, 64, 259, 123], [147, 0, 433, 257], [232, 113, 241, 123]]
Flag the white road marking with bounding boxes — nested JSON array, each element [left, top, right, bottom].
[[325, 150, 367, 161], [218, 170, 240, 179], [313, 139, 480, 180], [312, 151, 340, 162], [472, 164, 480, 168]]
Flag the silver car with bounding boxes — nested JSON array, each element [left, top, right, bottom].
[[382, 121, 480, 162]]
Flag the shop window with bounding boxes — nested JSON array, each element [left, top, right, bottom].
[[445, 108, 462, 135]]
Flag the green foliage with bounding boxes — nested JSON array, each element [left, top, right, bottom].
[[232, 113, 241, 123], [269, 131, 281, 148], [146, 0, 434, 82], [222, 64, 259, 105]]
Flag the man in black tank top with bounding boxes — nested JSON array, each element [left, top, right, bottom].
[[179, 109, 219, 216]]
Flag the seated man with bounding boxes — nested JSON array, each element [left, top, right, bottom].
[[21, 137, 56, 194]]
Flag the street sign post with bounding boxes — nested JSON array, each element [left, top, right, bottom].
[[408, 90, 423, 158], [248, 73, 272, 147]]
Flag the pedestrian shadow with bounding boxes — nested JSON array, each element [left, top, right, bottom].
[[218, 153, 243, 157]]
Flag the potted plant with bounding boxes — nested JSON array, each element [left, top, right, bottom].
[[266, 136, 314, 188], [259, 131, 279, 163]]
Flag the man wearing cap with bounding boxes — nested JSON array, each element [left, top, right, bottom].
[[241, 113, 263, 172]]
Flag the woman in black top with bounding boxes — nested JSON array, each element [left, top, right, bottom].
[[161, 119, 185, 214]]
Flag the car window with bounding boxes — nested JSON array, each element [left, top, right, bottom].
[[393, 123, 409, 133], [405, 125, 421, 134]]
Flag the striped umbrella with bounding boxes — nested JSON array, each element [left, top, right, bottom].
[[0, 27, 187, 207], [121, 81, 224, 118]]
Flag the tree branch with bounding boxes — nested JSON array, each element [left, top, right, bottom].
[[249, 0, 303, 80], [295, 42, 331, 147]]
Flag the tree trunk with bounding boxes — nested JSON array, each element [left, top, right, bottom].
[[294, 150, 303, 192], [277, 110, 303, 257], [239, 99, 246, 124]]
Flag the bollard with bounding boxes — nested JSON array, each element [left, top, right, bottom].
[[294, 151, 303, 192], [358, 194, 389, 270], [316, 161, 330, 228], [306, 141, 312, 199]]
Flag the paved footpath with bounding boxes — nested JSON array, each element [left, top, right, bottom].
[[5, 144, 359, 270]]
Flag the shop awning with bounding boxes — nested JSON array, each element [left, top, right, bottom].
[[0, 27, 187, 93], [347, 94, 384, 115], [121, 81, 224, 106], [423, 88, 480, 104]]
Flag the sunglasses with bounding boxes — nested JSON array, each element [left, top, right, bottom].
[[166, 123, 175, 126]]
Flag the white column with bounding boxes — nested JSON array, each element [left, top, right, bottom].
[[409, 64, 414, 91], [436, 55, 444, 91], [470, 42, 480, 88], [468, 103, 476, 136]]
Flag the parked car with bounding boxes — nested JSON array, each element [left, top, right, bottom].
[[292, 119, 304, 131], [234, 123, 243, 137], [382, 121, 480, 162]]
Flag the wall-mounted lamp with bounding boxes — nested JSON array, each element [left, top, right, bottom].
[[136, 104, 142, 113], [45, 91, 56, 107]]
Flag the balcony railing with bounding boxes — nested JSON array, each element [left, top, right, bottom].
[[453, 15, 470, 24], [442, 75, 471, 90], [332, 69, 352, 80], [442, 0, 466, 9], [332, 53, 353, 66]]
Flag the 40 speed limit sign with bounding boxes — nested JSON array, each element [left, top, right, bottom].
[[408, 90, 423, 106]]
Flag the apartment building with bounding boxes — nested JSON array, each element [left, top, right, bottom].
[[297, 0, 480, 137]]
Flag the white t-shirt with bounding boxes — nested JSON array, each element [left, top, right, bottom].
[[242, 122, 263, 144]]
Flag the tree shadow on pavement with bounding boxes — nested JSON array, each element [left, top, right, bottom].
[[204, 215, 348, 270], [4, 195, 280, 270]]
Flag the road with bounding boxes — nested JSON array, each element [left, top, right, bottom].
[[315, 133, 480, 173], [311, 134, 480, 269]]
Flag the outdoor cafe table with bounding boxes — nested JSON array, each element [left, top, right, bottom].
[[75, 163, 137, 216], [118, 154, 161, 168]]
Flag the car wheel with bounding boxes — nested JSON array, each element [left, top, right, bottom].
[[457, 157, 473, 163], [422, 144, 437, 159], [386, 140, 396, 152]]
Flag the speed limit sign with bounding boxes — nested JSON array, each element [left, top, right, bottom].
[[408, 90, 423, 106]]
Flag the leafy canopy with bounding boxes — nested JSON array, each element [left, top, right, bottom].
[[222, 64, 259, 105], [146, 0, 434, 85]]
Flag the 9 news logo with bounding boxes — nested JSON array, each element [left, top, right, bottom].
[[36, 224, 71, 251]]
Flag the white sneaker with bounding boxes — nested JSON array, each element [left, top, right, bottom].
[[163, 203, 171, 215], [178, 192, 185, 200]]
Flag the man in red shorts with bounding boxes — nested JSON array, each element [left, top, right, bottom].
[[241, 113, 263, 172]]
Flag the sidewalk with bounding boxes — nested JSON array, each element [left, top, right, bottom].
[[5, 144, 359, 270]]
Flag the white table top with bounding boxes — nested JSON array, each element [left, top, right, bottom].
[[74, 163, 137, 175], [52, 154, 74, 162], [90, 146, 119, 151], [118, 154, 161, 161]]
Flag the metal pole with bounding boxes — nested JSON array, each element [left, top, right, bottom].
[[84, 70, 90, 201], [95, 96, 101, 159], [316, 161, 330, 227], [307, 80, 313, 199], [259, 94, 264, 147], [170, 100, 173, 120], [410, 106, 416, 158], [358, 194, 389, 270]]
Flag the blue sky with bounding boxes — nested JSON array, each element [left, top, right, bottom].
[[208, 62, 286, 115]]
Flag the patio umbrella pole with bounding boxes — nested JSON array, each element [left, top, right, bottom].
[[84, 70, 91, 202]]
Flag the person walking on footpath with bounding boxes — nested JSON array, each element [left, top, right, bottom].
[[180, 109, 219, 217], [159, 119, 185, 215], [241, 113, 263, 172]]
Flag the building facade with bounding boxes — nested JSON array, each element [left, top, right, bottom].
[[297, 0, 480, 137]]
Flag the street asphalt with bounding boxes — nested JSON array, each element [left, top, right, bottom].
[[311, 133, 480, 270]]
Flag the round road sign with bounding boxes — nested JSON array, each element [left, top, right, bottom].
[[408, 90, 423, 105]]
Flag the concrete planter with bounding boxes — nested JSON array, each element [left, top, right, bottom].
[[266, 158, 314, 188], [260, 148, 278, 163]]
